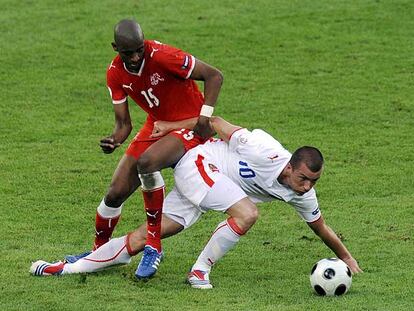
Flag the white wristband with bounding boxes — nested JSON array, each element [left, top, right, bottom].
[[200, 105, 214, 117]]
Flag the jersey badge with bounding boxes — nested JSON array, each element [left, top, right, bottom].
[[238, 136, 248, 144], [268, 154, 279, 162], [150, 73, 165, 86], [108, 61, 116, 70], [150, 47, 159, 58], [208, 163, 219, 173], [122, 83, 134, 91]]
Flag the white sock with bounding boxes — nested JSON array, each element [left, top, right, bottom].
[[63, 236, 131, 274], [97, 198, 122, 218], [192, 219, 241, 272], [139, 171, 164, 191]]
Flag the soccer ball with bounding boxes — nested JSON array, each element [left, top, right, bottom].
[[310, 258, 352, 296]]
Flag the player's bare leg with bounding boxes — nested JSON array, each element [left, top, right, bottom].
[[188, 198, 258, 289], [94, 154, 142, 250], [136, 135, 186, 279]]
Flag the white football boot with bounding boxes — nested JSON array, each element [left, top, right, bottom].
[[30, 260, 65, 276], [187, 269, 213, 289]]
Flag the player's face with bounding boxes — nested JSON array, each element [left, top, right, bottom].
[[287, 162, 322, 196], [115, 41, 145, 72]]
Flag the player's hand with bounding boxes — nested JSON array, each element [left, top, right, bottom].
[[342, 257, 363, 274], [150, 121, 173, 138], [100, 136, 121, 154], [193, 116, 215, 139]]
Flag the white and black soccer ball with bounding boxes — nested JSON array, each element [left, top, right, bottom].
[[310, 258, 352, 296]]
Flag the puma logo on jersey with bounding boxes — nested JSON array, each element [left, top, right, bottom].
[[146, 211, 159, 219], [268, 154, 279, 162], [150, 48, 159, 57], [150, 73, 164, 85], [147, 230, 156, 238], [122, 83, 133, 91], [109, 61, 116, 70]]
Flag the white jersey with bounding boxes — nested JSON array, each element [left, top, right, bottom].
[[173, 128, 321, 223]]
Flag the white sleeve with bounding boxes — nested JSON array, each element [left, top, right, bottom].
[[228, 128, 251, 152], [288, 189, 321, 222], [229, 128, 281, 161]]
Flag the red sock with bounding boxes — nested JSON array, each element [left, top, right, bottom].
[[142, 186, 164, 252], [93, 213, 121, 250]]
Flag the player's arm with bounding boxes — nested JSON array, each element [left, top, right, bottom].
[[100, 101, 133, 154], [307, 215, 363, 274], [150, 117, 198, 138], [190, 59, 223, 139], [209, 116, 242, 143]]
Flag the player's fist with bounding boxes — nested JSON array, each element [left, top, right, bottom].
[[150, 120, 173, 138], [100, 136, 121, 154], [193, 116, 215, 139]]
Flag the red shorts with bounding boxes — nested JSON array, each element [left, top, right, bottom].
[[125, 128, 207, 159]]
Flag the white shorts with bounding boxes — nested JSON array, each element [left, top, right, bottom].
[[163, 174, 247, 229]]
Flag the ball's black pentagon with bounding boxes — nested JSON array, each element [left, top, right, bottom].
[[346, 267, 352, 277], [335, 284, 347, 295], [323, 268, 335, 280], [314, 285, 326, 296], [311, 263, 318, 275]]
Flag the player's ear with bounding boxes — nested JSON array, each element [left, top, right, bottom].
[[111, 42, 118, 51]]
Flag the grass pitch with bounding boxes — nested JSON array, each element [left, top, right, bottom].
[[1, 0, 413, 310]]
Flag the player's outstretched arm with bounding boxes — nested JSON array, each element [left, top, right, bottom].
[[307, 215, 363, 274], [190, 59, 223, 139], [210, 116, 242, 143], [100, 102, 132, 153]]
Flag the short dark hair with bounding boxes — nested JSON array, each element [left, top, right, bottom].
[[290, 146, 324, 172]]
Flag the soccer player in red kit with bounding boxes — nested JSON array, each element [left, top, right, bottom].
[[66, 19, 223, 279]]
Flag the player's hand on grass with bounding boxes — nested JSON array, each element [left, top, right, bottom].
[[343, 256, 363, 274], [150, 121, 174, 138], [193, 116, 215, 139], [100, 136, 121, 154]]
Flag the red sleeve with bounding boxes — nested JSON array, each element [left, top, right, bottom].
[[153, 42, 196, 79], [106, 60, 127, 104]]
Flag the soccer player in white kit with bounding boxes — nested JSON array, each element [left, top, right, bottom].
[[30, 117, 363, 288]]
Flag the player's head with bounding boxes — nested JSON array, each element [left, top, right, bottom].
[[112, 19, 145, 73], [285, 146, 324, 196]]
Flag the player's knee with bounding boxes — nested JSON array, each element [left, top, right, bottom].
[[136, 153, 155, 174]]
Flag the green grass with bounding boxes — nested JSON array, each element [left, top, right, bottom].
[[1, 0, 414, 310]]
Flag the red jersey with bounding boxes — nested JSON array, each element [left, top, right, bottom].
[[107, 40, 204, 125]]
